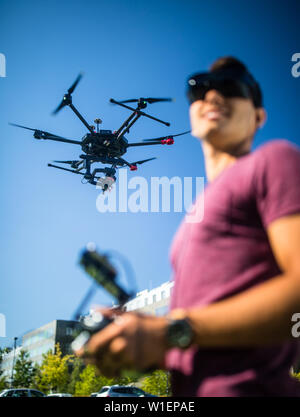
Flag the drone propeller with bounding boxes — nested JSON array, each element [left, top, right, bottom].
[[9, 123, 37, 133], [9, 123, 82, 145], [53, 160, 81, 165], [142, 130, 191, 142], [53, 159, 84, 169], [48, 163, 85, 175], [130, 157, 157, 165], [68, 73, 83, 94], [117, 97, 174, 104], [52, 73, 83, 115]]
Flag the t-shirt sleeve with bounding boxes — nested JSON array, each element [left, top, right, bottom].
[[255, 140, 300, 228]]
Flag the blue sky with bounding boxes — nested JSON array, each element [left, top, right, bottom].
[[0, 0, 299, 347]]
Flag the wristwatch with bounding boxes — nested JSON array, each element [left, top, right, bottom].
[[166, 318, 194, 349]]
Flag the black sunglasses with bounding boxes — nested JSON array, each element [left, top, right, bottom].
[[187, 68, 262, 107]]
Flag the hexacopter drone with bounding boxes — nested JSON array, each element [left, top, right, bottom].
[[10, 74, 190, 191]]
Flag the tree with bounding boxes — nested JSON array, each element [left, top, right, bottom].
[[74, 364, 142, 397], [34, 343, 74, 394], [0, 348, 9, 391], [74, 364, 115, 397], [13, 350, 36, 388], [140, 370, 170, 396], [67, 357, 85, 395]]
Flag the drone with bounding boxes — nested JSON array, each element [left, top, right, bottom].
[[10, 74, 190, 192]]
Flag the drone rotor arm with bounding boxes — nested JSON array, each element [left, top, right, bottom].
[[44, 134, 82, 145], [126, 141, 164, 147]]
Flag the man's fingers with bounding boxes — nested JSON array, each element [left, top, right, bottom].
[[91, 305, 124, 318], [110, 336, 127, 356], [86, 322, 123, 355]]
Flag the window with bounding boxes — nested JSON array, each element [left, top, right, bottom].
[[112, 387, 145, 396], [131, 388, 145, 396], [30, 390, 44, 397], [113, 388, 131, 394], [66, 327, 73, 336], [98, 387, 109, 393], [12, 390, 29, 397]]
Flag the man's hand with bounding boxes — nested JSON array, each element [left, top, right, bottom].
[[75, 308, 169, 377]]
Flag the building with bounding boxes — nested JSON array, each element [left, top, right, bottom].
[[22, 320, 82, 364], [1, 320, 82, 379], [124, 280, 174, 316], [1, 346, 22, 381]]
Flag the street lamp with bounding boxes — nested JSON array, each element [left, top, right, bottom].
[[10, 337, 18, 388]]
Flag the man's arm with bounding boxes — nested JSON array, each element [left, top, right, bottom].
[[183, 213, 300, 346], [77, 213, 300, 375]]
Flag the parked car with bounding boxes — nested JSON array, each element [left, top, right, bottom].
[[0, 388, 45, 397], [47, 393, 73, 397], [96, 385, 157, 397]]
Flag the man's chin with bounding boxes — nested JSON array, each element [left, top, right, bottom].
[[192, 127, 225, 143]]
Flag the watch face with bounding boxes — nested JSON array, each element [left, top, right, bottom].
[[168, 319, 193, 349]]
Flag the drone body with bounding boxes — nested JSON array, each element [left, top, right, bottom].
[[10, 74, 189, 191], [81, 130, 128, 158]]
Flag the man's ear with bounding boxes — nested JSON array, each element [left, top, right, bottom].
[[256, 108, 267, 129]]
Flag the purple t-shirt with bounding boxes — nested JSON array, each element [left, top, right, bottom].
[[166, 140, 300, 397]]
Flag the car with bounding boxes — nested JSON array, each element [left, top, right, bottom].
[[47, 393, 73, 397], [0, 388, 45, 397], [96, 385, 157, 397]]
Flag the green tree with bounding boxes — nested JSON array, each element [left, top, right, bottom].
[[74, 364, 115, 396], [141, 370, 170, 396], [0, 348, 9, 391], [67, 357, 85, 395], [13, 350, 36, 388], [34, 343, 74, 394]]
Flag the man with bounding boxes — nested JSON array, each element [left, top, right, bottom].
[[76, 56, 300, 397]]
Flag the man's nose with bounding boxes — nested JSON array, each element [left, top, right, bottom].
[[204, 89, 225, 104]]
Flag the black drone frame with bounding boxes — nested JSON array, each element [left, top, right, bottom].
[[10, 74, 190, 190]]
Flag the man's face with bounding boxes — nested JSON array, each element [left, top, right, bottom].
[[189, 89, 266, 152]]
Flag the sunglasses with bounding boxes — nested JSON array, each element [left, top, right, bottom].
[[187, 68, 261, 107]]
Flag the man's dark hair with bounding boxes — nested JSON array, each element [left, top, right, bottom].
[[209, 56, 248, 73], [209, 56, 263, 108]]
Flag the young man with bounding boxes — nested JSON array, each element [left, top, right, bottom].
[[76, 57, 300, 397]]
